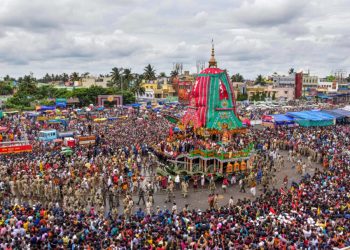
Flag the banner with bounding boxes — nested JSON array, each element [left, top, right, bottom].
[[56, 98, 67, 108], [0, 145, 33, 154]]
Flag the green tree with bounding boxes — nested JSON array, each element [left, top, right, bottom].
[[18, 75, 37, 95], [81, 72, 90, 78], [42, 73, 52, 83], [130, 80, 146, 97], [35, 85, 59, 99], [61, 73, 69, 82], [236, 92, 248, 101], [231, 73, 244, 82], [143, 64, 156, 80], [3, 75, 12, 81], [170, 70, 178, 79], [158, 72, 167, 78], [122, 68, 133, 90], [70, 72, 80, 81], [326, 75, 336, 82], [6, 74, 38, 107], [255, 75, 266, 86], [288, 68, 294, 74], [272, 91, 276, 100], [0, 82, 14, 95], [110, 67, 123, 89]]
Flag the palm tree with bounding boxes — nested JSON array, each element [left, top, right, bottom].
[[143, 64, 156, 80], [255, 75, 266, 85], [288, 68, 294, 74], [122, 68, 133, 90], [110, 67, 123, 89], [18, 74, 37, 95], [231, 73, 244, 82], [158, 72, 167, 78], [3, 75, 11, 82], [61, 73, 69, 82], [170, 70, 179, 79], [81, 72, 90, 78], [70, 72, 80, 82], [131, 80, 146, 97]]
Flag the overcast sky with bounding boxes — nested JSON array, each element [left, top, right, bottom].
[[0, 0, 349, 79]]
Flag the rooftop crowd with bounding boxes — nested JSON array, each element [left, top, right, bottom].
[[0, 106, 348, 249]]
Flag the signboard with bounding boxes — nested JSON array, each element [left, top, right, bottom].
[[0, 145, 33, 154], [56, 98, 67, 108], [166, 96, 178, 103]]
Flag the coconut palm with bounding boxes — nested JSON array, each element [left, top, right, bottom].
[[131, 80, 146, 96], [70, 72, 80, 82], [255, 75, 266, 85], [122, 68, 133, 90], [170, 70, 179, 79], [158, 72, 167, 78], [81, 72, 90, 78], [61, 73, 69, 82], [231, 73, 244, 82], [110, 67, 123, 89], [143, 64, 156, 80]]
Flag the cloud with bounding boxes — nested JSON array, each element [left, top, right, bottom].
[[232, 0, 307, 27], [0, 0, 349, 79]]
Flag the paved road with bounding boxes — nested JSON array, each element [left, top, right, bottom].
[[127, 150, 320, 212]]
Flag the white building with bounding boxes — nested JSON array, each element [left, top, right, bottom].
[[317, 78, 338, 94], [80, 76, 112, 88], [137, 89, 155, 99]]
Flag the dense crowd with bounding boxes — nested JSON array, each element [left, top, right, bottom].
[[0, 106, 349, 249]]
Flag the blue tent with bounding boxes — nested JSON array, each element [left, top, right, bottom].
[[321, 110, 346, 119], [332, 109, 350, 118], [37, 106, 56, 111], [131, 103, 141, 108], [286, 110, 335, 127], [271, 114, 295, 125]]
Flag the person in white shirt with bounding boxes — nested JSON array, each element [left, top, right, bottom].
[[174, 174, 180, 190], [228, 196, 234, 209], [172, 203, 177, 214]]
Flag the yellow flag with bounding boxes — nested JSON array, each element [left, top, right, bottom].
[[317, 207, 321, 215]]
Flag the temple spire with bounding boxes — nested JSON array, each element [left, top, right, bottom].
[[208, 39, 217, 68]]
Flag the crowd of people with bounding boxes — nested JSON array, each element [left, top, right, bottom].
[[0, 105, 349, 249]]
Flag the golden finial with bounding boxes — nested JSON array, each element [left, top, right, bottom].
[[208, 39, 217, 68]]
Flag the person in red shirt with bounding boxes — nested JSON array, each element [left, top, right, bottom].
[[222, 177, 229, 193]]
